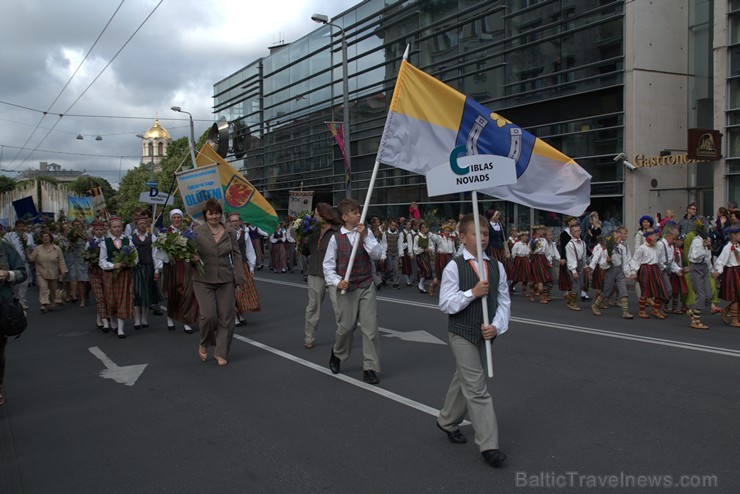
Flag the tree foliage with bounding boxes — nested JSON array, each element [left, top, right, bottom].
[[0, 175, 16, 193]]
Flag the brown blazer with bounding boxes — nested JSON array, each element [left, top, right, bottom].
[[192, 222, 245, 285], [28, 244, 67, 279]]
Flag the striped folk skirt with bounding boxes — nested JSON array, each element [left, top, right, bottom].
[[89, 265, 107, 319], [235, 264, 261, 313], [102, 268, 134, 319], [133, 263, 161, 308], [416, 252, 432, 279], [670, 271, 689, 297], [510, 256, 530, 283], [637, 264, 668, 301], [434, 252, 453, 280], [487, 246, 507, 265], [558, 263, 573, 291], [529, 253, 552, 284], [720, 265, 740, 302], [591, 265, 604, 290], [270, 243, 287, 271], [163, 260, 199, 324], [401, 253, 413, 275]]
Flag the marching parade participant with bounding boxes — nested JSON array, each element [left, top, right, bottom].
[[436, 213, 509, 469], [686, 222, 713, 329], [509, 230, 531, 297], [628, 228, 669, 320], [161, 209, 198, 334], [711, 224, 740, 327], [5, 219, 35, 310], [668, 235, 689, 314], [28, 231, 67, 313], [528, 226, 551, 303], [228, 212, 261, 327], [541, 227, 559, 303], [269, 224, 288, 273], [485, 210, 509, 264], [587, 236, 607, 311], [657, 225, 684, 314], [380, 218, 404, 290], [246, 223, 269, 270], [99, 217, 138, 338], [131, 214, 162, 330], [429, 224, 456, 296], [401, 219, 415, 287], [85, 219, 109, 331], [564, 224, 587, 311], [413, 222, 434, 294], [590, 231, 633, 318]]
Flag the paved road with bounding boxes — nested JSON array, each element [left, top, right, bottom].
[[1, 271, 737, 493]]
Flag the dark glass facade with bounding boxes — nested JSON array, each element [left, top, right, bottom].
[[213, 0, 625, 227]]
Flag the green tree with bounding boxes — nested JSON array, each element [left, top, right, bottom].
[[0, 175, 16, 193]]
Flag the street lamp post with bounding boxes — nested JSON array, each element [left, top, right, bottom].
[[170, 106, 198, 168], [312, 13, 351, 199]]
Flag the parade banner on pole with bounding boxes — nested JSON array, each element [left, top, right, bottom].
[[175, 164, 222, 224], [194, 143, 278, 233], [90, 186, 107, 217], [288, 191, 314, 219], [12, 196, 40, 223], [67, 196, 95, 223], [377, 60, 591, 216]]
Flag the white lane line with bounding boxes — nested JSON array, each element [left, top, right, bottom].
[[254, 276, 740, 358], [233, 334, 462, 422]]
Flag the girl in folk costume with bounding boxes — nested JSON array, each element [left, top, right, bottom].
[[711, 224, 740, 327], [628, 228, 669, 319], [528, 226, 552, 303], [99, 217, 138, 338], [485, 210, 509, 264], [85, 219, 109, 331], [246, 223, 269, 270], [509, 231, 531, 296], [406, 220, 421, 287], [228, 213, 261, 325], [131, 214, 162, 330], [400, 219, 414, 287], [541, 227, 559, 303], [633, 215, 654, 301], [564, 224, 587, 310], [668, 235, 689, 314], [587, 236, 608, 311], [162, 209, 198, 333], [413, 222, 434, 293], [557, 217, 578, 299], [428, 224, 456, 296], [269, 224, 288, 273]]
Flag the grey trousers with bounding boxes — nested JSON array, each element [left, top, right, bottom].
[[383, 255, 400, 286], [304, 275, 339, 344], [602, 266, 628, 299], [193, 280, 236, 359], [438, 333, 499, 452], [331, 285, 380, 372], [689, 263, 711, 310], [661, 270, 673, 300]]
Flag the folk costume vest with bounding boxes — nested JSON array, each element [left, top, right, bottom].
[[132, 233, 154, 266], [334, 231, 373, 290], [448, 256, 500, 344], [386, 230, 400, 258], [105, 236, 131, 263]]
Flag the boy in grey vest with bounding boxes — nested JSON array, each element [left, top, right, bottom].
[[436, 213, 510, 468]]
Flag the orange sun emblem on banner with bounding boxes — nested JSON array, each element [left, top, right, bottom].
[[225, 175, 255, 208]]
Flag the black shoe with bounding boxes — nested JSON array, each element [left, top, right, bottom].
[[393, 284, 400, 290], [102, 327, 110, 334], [167, 324, 176, 331], [303, 276, 308, 282], [406, 282, 413, 287], [482, 449, 507, 468], [118, 333, 126, 339], [96, 323, 104, 329], [134, 325, 141, 330], [329, 350, 341, 374], [152, 309, 163, 316], [436, 421, 467, 444], [141, 324, 149, 328], [418, 288, 427, 294], [184, 326, 194, 334], [258, 265, 263, 270], [363, 370, 379, 384], [581, 293, 591, 301], [376, 285, 382, 291]]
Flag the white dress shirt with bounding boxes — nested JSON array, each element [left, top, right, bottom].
[[133, 230, 164, 272], [687, 237, 712, 266], [628, 243, 662, 275], [566, 238, 586, 271], [380, 229, 405, 260], [438, 249, 510, 335], [713, 242, 740, 274], [511, 241, 531, 257], [322, 226, 382, 287], [531, 237, 548, 255], [236, 228, 257, 270], [413, 233, 435, 255], [657, 238, 682, 274], [99, 234, 139, 270]]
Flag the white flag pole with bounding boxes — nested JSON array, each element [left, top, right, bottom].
[[471, 191, 493, 378], [340, 45, 410, 295]]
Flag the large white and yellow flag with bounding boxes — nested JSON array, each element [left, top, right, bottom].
[[377, 60, 591, 216]]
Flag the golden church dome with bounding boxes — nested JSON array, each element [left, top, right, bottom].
[[144, 118, 170, 139]]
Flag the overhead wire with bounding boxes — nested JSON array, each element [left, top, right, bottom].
[[6, 0, 126, 167], [10, 0, 165, 170]]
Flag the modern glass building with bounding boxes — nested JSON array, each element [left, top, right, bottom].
[[214, 0, 727, 229]]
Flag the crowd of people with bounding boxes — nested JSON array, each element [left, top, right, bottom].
[[3, 197, 739, 470]]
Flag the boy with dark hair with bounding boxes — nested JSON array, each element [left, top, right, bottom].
[[436, 213, 510, 468], [323, 199, 383, 384]]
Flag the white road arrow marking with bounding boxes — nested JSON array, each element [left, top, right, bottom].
[[378, 326, 447, 345], [88, 346, 148, 386]]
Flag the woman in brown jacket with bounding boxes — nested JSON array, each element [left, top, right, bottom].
[[28, 231, 68, 312], [192, 199, 245, 366]]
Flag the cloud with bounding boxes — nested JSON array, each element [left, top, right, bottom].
[[0, 0, 350, 187]]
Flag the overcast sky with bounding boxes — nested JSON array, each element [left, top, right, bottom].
[[0, 0, 351, 187]]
